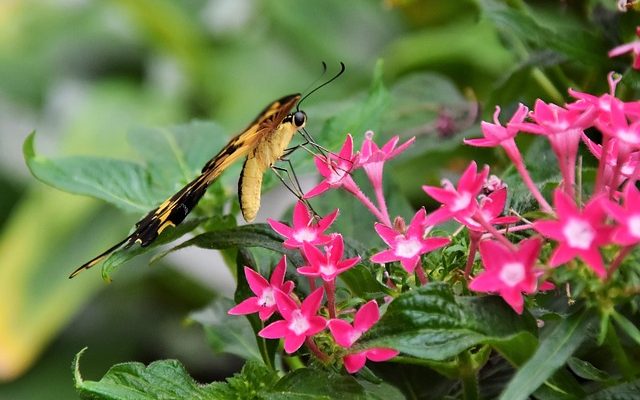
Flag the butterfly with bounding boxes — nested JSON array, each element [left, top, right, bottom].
[[69, 64, 345, 278]]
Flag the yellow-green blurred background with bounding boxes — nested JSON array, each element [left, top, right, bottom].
[[0, 0, 632, 398]]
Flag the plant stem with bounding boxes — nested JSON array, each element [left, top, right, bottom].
[[473, 213, 516, 250], [325, 279, 337, 319], [305, 337, 330, 363], [607, 246, 633, 280], [511, 152, 553, 213], [344, 185, 388, 224], [415, 260, 428, 285], [374, 184, 392, 226], [464, 235, 479, 279], [459, 351, 479, 400]]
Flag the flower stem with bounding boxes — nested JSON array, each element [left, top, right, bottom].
[[473, 213, 516, 250], [374, 184, 392, 226], [464, 234, 480, 279], [607, 245, 633, 280], [325, 280, 337, 319], [459, 351, 479, 400], [511, 152, 553, 213], [345, 184, 388, 224], [305, 337, 330, 363], [595, 135, 611, 194], [415, 260, 428, 285]]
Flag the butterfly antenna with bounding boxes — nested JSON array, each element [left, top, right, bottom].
[[297, 62, 346, 111], [296, 62, 327, 112]]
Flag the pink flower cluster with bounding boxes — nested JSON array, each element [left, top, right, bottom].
[[228, 199, 397, 373]]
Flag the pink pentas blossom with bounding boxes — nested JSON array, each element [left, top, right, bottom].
[[597, 97, 640, 150], [228, 256, 294, 321], [459, 188, 519, 232], [328, 300, 399, 373], [533, 190, 610, 278], [268, 201, 339, 249], [602, 183, 640, 246], [608, 26, 640, 70], [465, 104, 528, 160], [258, 287, 327, 353], [423, 161, 490, 225], [305, 134, 360, 198], [358, 131, 415, 187], [582, 135, 640, 190], [370, 208, 450, 273], [513, 99, 596, 194], [298, 234, 361, 282], [468, 237, 544, 314]]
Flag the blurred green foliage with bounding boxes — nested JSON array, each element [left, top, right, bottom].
[[1, 0, 638, 398]]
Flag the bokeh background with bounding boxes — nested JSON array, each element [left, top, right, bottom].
[[0, 0, 635, 398]]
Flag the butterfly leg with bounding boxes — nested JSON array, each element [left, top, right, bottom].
[[271, 164, 321, 220]]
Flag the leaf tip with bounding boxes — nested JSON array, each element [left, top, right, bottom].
[[72, 347, 88, 387]]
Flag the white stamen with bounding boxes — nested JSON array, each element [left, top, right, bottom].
[[499, 262, 525, 287], [288, 310, 310, 335], [563, 218, 595, 249]]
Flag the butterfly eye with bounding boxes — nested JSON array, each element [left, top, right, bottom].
[[293, 111, 306, 127]]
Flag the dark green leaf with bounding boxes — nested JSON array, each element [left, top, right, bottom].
[[190, 298, 262, 362], [567, 357, 610, 382], [159, 223, 304, 267], [499, 309, 595, 400], [73, 348, 220, 399], [360, 283, 538, 361], [584, 379, 640, 400], [262, 368, 366, 400]]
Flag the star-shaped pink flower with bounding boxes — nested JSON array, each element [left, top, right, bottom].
[[458, 188, 519, 232], [534, 190, 610, 278], [258, 287, 327, 353], [603, 183, 640, 246], [328, 300, 399, 373], [609, 26, 640, 70], [268, 201, 339, 249], [305, 134, 360, 198], [370, 208, 450, 273], [468, 237, 543, 314], [465, 104, 528, 160], [358, 130, 415, 188], [422, 161, 489, 225], [228, 256, 295, 321], [298, 234, 360, 282]]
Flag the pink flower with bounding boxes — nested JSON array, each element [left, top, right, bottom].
[[328, 300, 399, 373], [228, 256, 294, 321], [268, 201, 339, 249], [582, 135, 639, 190], [423, 161, 489, 225], [598, 98, 640, 150], [258, 287, 327, 353], [370, 208, 450, 273], [465, 104, 528, 160], [298, 234, 361, 282], [608, 26, 640, 70], [305, 134, 360, 198], [603, 183, 640, 246], [534, 190, 610, 278], [513, 100, 596, 194], [358, 131, 415, 187], [459, 188, 519, 232], [468, 237, 543, 314]]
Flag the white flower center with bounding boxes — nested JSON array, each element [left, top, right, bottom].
[[293, 228, 317, 243], [258, 287, 275, 308], [395, 237, 422, 258], [319, 263, 337, 277], [451, 192, 472, 212], [499, 262, 525, 287], [288, 310, 310, 335], [629, 215, 640, 238], [618, 129, 640, 145], [563, 218, 595, 250]]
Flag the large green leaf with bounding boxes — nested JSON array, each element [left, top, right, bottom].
[[499, 309, 595, 400], [160, 223, 305, 267], [584, 379, 640, 400], [360, 282, 538, 361], [263, 369, 366, 400], [24, 132, 158, 213]]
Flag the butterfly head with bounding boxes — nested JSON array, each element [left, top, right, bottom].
[[292, 111, 306, 128]]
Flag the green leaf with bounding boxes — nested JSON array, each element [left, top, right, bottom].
[[360, 283, 538, 360], [189, 298, 262, 362], [567, 357, 610, 382], [127, 121, 231, 191], [499, 309, 595, 400], [611, 310, 640, 347], [73, 348, 222, 399], [24, 132, 158, 213], [584, 378, 640, 400], [263, 368, 366, 400], [100, 217, 208, 281], [159, 223, 304, 267]]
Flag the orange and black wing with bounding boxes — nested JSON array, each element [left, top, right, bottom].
[[69, 94, 300, 278]]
